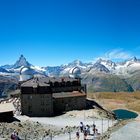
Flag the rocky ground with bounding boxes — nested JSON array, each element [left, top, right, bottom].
[[15, 110, 116, 140], [0, 98, 116, 140], [0, 107, 116, 140], [0, 119, 79, 140], [3, 96, 137, 140]]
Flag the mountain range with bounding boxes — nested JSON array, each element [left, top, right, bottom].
[[0, 55, 140, 93]]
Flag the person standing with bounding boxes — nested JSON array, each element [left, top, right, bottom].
[[11, 130, 21, 140], [16, 132, 21, 140], [86, 125, 90, 135], [76, 131, 80, 140], [80, 122, 84, 133], [11, 130, 17, 140], [83, 130, 87, 140]]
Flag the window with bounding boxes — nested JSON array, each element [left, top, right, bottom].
[[28, 105, 32, 114], [28, 105, 32, 110], [41, 101, 45, 106], [41, 95, 45, 98], [41, 108, 45, 112], [28, 95, 32, 100]]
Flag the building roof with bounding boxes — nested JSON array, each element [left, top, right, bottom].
[[53, 91, 86, 98], [0, 103, 15, 113], [21, 77, 79, 87]]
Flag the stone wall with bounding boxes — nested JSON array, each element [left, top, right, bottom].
[[21, 93, 53, 117], [53, 95, 86, 113]]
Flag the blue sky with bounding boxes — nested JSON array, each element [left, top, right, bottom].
[[0, 0, 140, 66]]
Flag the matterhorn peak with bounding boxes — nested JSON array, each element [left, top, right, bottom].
[[12, 55, 32, 69], [20, 54, 25, 58], [19, 54, 26, 61]]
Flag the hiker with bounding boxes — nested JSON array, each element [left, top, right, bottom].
[[94, 128, 99, 136], [83, 124, 87, 133], [93, 123, 96, 129], [86, 125, 90, 135], [80, 122, 84, 133], [11, 130, 21, 140], [11, 130, 17, 140], [16, 132, 21, 140], [76, 131, 80, 140], [83, 130, 87, 140]]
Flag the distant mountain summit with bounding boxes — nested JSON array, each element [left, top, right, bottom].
[[89, 62, 110, 73], [1, 55, 140, 77], [0, 67, 10, 73], [1, 55, 32, 70], [66, 60, 87, 68], [12, 55, 32, 69], [1, 55, 140, 92], [96, 58, 116, 71]]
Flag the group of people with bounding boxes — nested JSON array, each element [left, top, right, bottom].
[[76, 122, 100, 140], [11, 130, 21, 140]]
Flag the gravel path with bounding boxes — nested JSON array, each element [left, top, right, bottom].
[[16, 113, 116, 140], [109, 116, 140, 140]]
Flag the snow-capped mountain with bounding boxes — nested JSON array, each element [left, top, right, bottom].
[[1, 55, 140, 92], [87, 57, 140, 76], [66, 60, 88, 69], [88, 62, 110, 74], [1, 55, 32, 71], [96, 58, 116, 71], [0, 67, 10, 73], [59, 60, 89, 76], [1, 55, 140, 77], [12, 54, 32, 69], [114, 57, 140, 76], [0, 55, 45, 76]]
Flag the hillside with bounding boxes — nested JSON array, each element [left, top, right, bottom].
[[0, 76, 18, 97], [82, 73, 134, 93], [126, 71, 140, 91], [88, 91, 140, 113]]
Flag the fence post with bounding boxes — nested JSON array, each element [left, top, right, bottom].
[[84, 111, 86, 121], [101, 118, 103, 135], [50, 133, 52, 140], [108, 119, 109, 129], [25, 134, 27, 140], [68, 131, 71, 140]]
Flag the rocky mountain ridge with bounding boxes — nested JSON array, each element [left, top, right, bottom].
[[0, 55, 140, 92]]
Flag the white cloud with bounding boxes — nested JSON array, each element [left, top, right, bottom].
[[104, 49, 132, 60], [93, 49, 133, 62]]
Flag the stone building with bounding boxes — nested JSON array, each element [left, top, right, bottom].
[[20, 77, 86, 117]]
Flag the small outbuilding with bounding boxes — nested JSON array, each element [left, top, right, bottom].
[[0, 103, 15, 121]]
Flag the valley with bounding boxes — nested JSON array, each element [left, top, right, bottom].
[[1, 55, 140, 95], [88, 91, 140, 113]]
